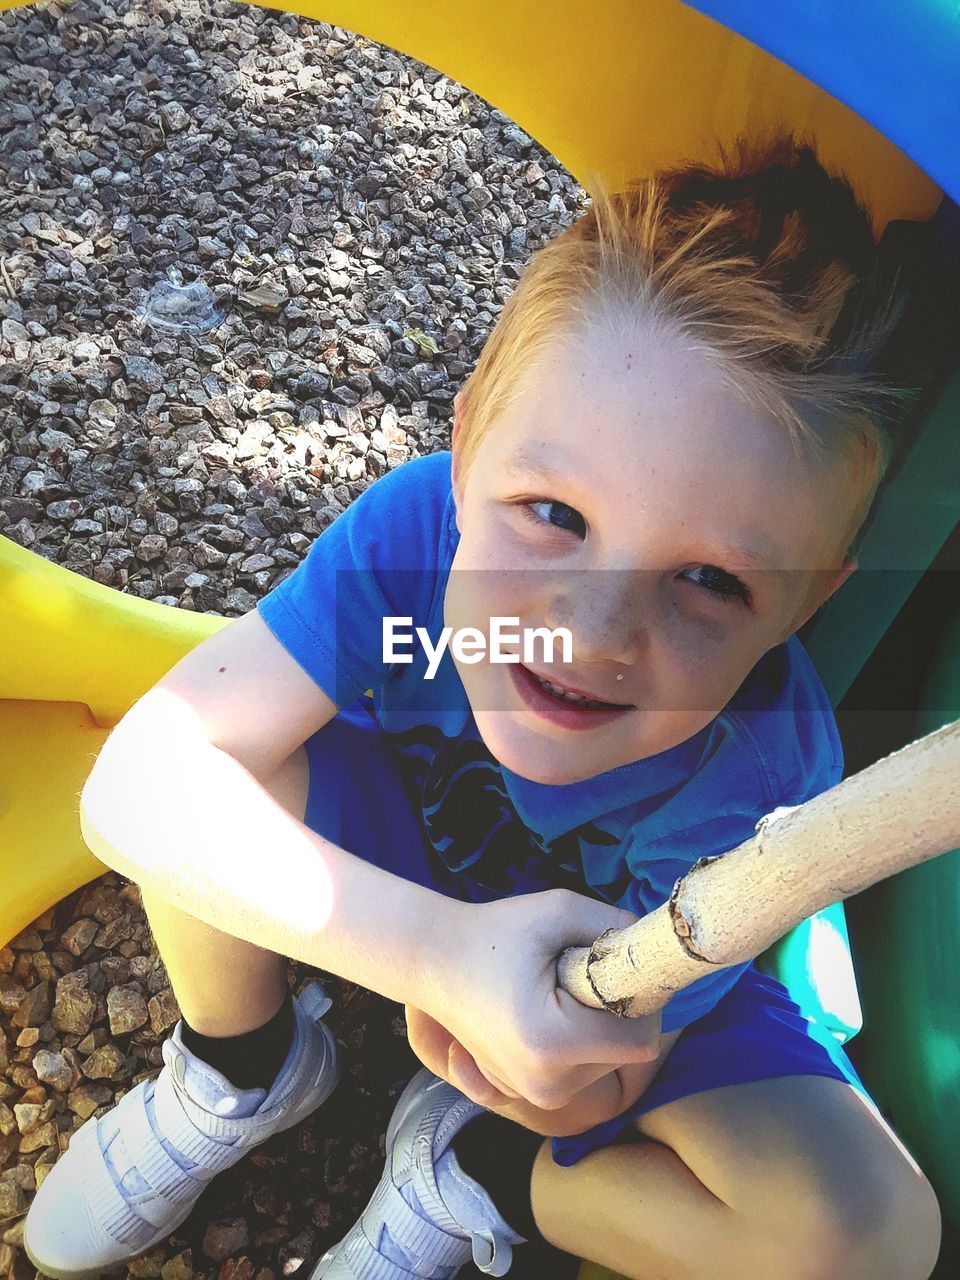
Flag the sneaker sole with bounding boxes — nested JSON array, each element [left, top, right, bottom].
[[23, 1203, 198, 1280]]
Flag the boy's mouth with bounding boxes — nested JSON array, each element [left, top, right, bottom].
[[521, 665, 632, 708], [509, 664, 634, 728]]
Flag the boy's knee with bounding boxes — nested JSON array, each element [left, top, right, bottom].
[[766, 1170, 941, 1280]]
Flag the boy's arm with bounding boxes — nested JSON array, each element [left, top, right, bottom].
[[85, 609, 663, 1111], [80, 607, 473, 1013]]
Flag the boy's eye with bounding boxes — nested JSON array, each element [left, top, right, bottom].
[[521, 499, 586, 536], [681, 564, 751, 606], [519, 501, 751, 607]]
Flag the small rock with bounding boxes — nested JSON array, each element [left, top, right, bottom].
[[70, 519, 104, 536], [129, 1249, 166, 1278], [122, 356, 165, 395], [0, 1180, 26, 1224], [88, 399, 117, 427], [12, 981, 51, 1029], [19, 1120, 57, 1153], [136, 534, 168, 564], [94, 916, 132, 949], [203, 1220, 249, 1262], [161, 1249, 196, 1280], [61, 919, 98, 956], [51, 971, 97, 1036], [156, 512, 179, 537], [196, 541, 227, 568], [239, 553, 275, 573], [148, 988, 180, 1037], [81, 1042, 125, 1080], [279, 1229, 315, 1276], [32, 1050, 73, 1092], [107, 984, 149, 1036], [78, 885, 123, 924], [67, 1083, 113, 1121], [76, 1028, 108, 1055], [0, 979, 25, 1016], [46, 499, 83, 522], [219, 1260, 255, 1280], [34, 1150, 59, 1188], [225, 587, 257, 613], [2, 1215, 25, 1246], [12, 1103, 45, 1136], [161, 102, 190, 133], [1, 318, 29, 343]]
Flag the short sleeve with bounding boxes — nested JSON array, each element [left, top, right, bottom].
[[256, 453, 453, 707]]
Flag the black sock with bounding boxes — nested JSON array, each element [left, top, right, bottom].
[[452, 1112, 547, 1242], [453, 1114, 581, 1279], [179, 989, 296, 1093]]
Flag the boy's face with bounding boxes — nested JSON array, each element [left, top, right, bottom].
[[445, 317, 859, 785]]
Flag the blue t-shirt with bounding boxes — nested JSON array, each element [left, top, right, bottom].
[[257, 451, 844, 1033]]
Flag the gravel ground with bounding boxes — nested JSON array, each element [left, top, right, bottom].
[[0, 1, 586, 1277]]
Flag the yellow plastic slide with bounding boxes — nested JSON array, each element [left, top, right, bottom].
[[0, 537, 227, 944], [0, 0, 939, 948]]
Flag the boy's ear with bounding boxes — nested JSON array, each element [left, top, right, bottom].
[[818, 552, 859, 611], [781, 553, 858, 641]]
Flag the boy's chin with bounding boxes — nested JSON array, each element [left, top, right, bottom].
[[470, 711, 632, 785]]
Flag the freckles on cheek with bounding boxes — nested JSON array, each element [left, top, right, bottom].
[[658, 628, 740, 701]]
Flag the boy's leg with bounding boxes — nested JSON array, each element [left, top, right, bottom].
[[23, 747, 339, 1280], [138, 745, 310, 1036], [529, 1075, 942, 1280]]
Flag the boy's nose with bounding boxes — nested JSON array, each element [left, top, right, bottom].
[[544, 570, 649, 665]]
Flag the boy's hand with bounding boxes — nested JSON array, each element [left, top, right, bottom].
[[405, 1005, 682, 1133], [418, 889, 662, 1111]]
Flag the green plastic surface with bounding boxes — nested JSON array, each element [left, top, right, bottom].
[[847, 604, 960, 1232]]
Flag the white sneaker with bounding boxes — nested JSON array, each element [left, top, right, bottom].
[[24, 982, 340, 1280], [311, 1067, 527, 1279]]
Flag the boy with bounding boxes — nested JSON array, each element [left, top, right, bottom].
[[25, 136, 941, 1280]]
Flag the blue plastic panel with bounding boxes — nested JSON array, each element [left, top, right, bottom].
[[685, 1, 960, 203]]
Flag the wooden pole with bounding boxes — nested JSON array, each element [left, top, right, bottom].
[[556, 718, 960, 1016]]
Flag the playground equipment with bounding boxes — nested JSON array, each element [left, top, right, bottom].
[[2, 0, 959, 1272]]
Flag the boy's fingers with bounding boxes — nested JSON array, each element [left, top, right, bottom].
[[406, 1008, 521, 1105], [447, 1041, 514, 1108], [470, 1057, 523, 1101], [404, 1005, 456, 1079], [554, 895, 640, 947], [552, 994, 662, 1067]]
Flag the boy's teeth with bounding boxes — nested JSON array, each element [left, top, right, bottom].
[[532, 672, 608, 707]]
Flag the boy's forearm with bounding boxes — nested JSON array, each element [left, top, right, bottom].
[[80, 711, 465, 1015]]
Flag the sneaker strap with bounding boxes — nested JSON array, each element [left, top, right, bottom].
[[153, 1052, 270, 1170], [337, 1226, 432, 1280], [365, 1174, 473, 1273], [115, 1081, 214, 1206], [70, 1121, 159, 1250]]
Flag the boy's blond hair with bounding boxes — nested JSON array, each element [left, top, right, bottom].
[[455, 134, 907, 560]]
